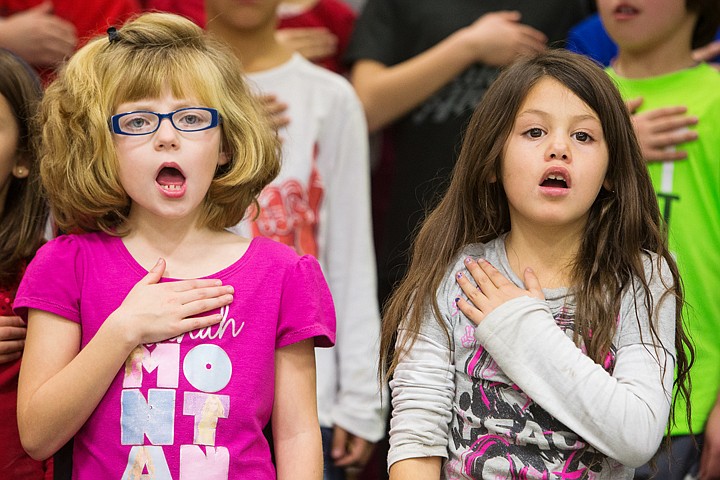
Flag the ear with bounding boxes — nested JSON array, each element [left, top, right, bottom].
[[603, 177, 613, 192], [218, 151, 231, 167], [12, 157, 29, 179]]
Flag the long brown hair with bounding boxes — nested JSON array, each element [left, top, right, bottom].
[[0, 49, 48, 287], [381, 50, 692, 429]]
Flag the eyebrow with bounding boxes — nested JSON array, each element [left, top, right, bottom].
[[518, 109, 600, 123]]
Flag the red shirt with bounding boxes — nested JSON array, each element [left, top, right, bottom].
[[0, 271, 51, 479], [278, 0, 356, 74], [0, 0, 142, 81], [0, 0, 142, 40], [143, 0, 205, 27]]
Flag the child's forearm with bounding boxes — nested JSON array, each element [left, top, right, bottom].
[[17, 310, 136, 460], [274, 430, 323, 480], [272, 338, 322, 479], [389, 457, 442, 479], [351, 33, 477, 133]]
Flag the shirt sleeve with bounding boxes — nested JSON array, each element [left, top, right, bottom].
[[13, 235, 84, 324], [387, 304, 456, 467], [316, 80, 387, 442], [473, 256, 676, 468], [276, 254, 336, 349]]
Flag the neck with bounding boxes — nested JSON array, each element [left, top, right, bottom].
[[612, 17, 697, 78], [122, 211, 249, 279], [504, 222, 584, 289], [206, 19, 292, 73], [613, 50, 696, 79], [123, 211, 213, 266]]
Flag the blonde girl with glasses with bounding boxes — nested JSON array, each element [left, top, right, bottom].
[[14, 12, 334, 480]]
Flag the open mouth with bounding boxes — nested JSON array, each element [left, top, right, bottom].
[[156, 166, 186, 192], [613, 3, 640, 19], [540, 173, 569, 189], [615, 4, 639, 15]]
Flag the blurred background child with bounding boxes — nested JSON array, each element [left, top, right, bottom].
[[0, 48, 50, 480], [597, 0, 720, 477], [205, 1, 386, 478]]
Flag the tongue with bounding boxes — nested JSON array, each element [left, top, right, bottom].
[[157, 167, 185, 186]]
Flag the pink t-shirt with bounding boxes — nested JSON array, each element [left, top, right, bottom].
[[14, 232, 335, 480]]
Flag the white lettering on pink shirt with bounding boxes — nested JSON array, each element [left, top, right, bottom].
[[120, 305, 239, 478]]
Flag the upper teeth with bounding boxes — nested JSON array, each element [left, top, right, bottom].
[[547, 174, 565, 181]]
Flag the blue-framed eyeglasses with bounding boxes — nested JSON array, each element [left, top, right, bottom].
[[110, 107, 222, 136]]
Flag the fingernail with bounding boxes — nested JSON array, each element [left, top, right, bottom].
[[455, 297, 460, 303], [456, 272, 463, 279], [464, 257, 473, 264]]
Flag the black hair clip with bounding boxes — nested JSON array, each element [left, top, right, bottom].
[[107, 26, 120, 43]]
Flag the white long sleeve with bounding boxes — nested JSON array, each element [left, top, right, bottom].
[[315, 60, 387, 441], [475, 288, 675, 467], [236, 54, 387, 442]]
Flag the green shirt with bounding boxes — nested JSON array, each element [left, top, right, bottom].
[[608, 64, 720, 435]]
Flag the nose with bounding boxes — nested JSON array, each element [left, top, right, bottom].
[[154, 117, 179, 149], [546, 136, 571, 162]]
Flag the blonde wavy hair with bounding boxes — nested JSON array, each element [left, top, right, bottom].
[[38, 12, 280, 234]]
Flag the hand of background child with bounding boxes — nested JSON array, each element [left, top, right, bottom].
[[0, 315, 26, 364], [457, 11, 547, 68], [693, 39, 720, 71], [275, 27, 338, 62], [626, 97, 699, 162], [107, 258, 233, 346], [257, 94, 290, 133], [0, 1, 77, 67], [455, 257, 544, 324], [330, 425, 374, 472]]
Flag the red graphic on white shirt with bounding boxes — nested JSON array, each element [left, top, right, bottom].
[[250, 153, 324, 257]]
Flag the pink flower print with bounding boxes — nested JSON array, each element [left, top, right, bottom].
[[461, 325, 475, 348]]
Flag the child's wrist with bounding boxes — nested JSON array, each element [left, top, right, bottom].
[[448, 27, 480, 66], [102, 311, 140, 351]]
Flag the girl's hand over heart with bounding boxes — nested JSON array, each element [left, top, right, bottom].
[[455, 257, 544, 325]]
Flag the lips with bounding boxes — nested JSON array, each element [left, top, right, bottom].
[[613, 3, 640, 20], [539, 167, 571, 189]]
